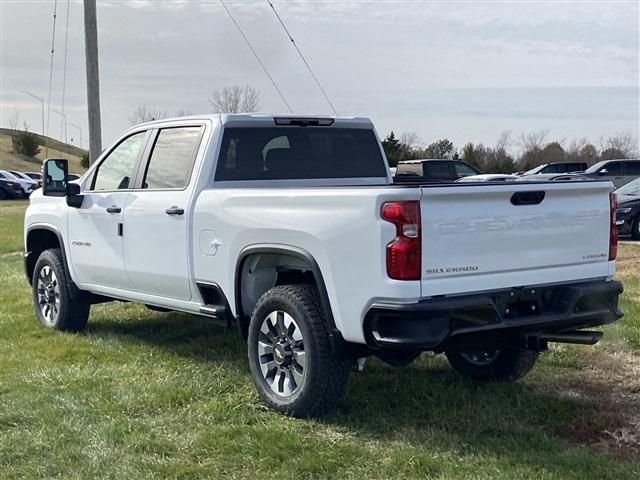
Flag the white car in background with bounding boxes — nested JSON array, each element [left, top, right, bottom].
[[456, 174, 518, 182], [0, 170, 37, 197], [10, 170, 41, 190]]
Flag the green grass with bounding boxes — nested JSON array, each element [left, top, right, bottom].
[[1, 202, 639, 478], [0, 200, 27, 254]]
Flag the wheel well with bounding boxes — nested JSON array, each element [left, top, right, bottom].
[[26, 228, 61, 284], [235, 251, 334, 338]]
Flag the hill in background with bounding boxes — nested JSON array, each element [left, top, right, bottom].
[[0, 128, 88, 174]]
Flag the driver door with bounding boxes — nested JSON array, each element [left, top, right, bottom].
[[68, 130, 150, 289]]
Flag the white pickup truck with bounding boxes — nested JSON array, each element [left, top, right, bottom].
[[24, 114, 623, 417]]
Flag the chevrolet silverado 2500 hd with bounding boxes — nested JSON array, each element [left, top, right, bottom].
[[24, 114, 623, 417]]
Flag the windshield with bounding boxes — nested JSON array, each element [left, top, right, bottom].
[[11, 171, 30, 180], [584, 161, 607, 174], [616, 178, 640, 196], [523, 165, 546, 175], [0, 170, 19, 180]]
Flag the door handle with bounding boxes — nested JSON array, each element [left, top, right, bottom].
[[165, 206, 184, 216], [106, 206, 121, 213]]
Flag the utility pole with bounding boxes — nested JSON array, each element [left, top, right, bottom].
[[83, 0, 102, 164], [20, 90, 45, 136]]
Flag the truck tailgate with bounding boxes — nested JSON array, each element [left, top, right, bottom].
[[420, 181, 613, 297]]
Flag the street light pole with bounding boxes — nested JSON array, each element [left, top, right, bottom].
[[50, 108, 68, 143], [69, 122, 83, 148], [20, 90, 45, 136]]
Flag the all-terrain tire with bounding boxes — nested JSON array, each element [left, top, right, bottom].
[[247, 284, 351, 417], [445, 347, 539, 382], [32, 248, 90, 332]]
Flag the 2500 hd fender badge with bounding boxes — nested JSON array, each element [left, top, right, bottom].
[[426, 265, 479, 275], [72, 241, 92, 247]]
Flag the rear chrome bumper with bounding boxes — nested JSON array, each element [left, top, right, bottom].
[[363, 279, 623, 351]]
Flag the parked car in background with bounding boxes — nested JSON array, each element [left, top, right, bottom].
[[10, 170, 41, 190], [23, 172, 43, 184], [521, 162, 587, 176], [395, 159, 480, 183], [0, 175, 24, 199], [456, 174, 518, 182], [516, 173, 590, 182], [0, 170, 36, 197], [584, 159, 640, 188], [614, 178, 640, 239]]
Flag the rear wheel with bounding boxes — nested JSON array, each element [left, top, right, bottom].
[[445, 347, 538, 382], [247, 284, 351, 417], [32, 249, 90, 332]]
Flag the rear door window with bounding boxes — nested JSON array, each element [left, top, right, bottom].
[[453, 162, 478, 178], [623, 161, 640, 176], [142, 126, 203, 189], [215, 127, 386, 181]]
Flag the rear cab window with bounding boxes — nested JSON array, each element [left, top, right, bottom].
[[215, 127, 387, 181]]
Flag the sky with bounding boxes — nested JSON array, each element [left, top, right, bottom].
[[1, 0, 639, 155]]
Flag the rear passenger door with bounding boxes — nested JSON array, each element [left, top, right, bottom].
[[122, 125, 204, 301]]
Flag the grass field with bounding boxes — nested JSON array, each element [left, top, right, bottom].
[[1, 201, 639, 479], [0, 129, 88, 174]]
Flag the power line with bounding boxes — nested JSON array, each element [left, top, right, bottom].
[[219, 0, 292, 113], [60, 0, 70, 143], [46, 0, 59, 156], [267, 1, 337, 115]]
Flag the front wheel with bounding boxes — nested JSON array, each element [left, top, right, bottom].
[[445, 347, 538, 382], [32, 248, 90, 332], [247, 284, 351, 417]]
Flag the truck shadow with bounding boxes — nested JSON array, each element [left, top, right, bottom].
[[88, 310, 628, 472]]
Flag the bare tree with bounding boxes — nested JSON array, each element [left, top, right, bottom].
[[600, 131, 639, 158], [209, 85, 260, 113], [518, 129, 549, 153], [175, 108, 194, 117], [399, 131, 421, 159], [8, 107, 21, 130], [128, 105, 168, 125]]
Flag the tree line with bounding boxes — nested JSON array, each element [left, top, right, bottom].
[[383, 129, 639, 172]]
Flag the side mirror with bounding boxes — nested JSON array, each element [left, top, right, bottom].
[[42, 158, 84, 207], [42, 158, 68, 196], [598, 169, 608, 175]]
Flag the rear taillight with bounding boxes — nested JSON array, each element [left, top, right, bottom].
[[609, 192, 618, 261], [381, 201, 421, 280]]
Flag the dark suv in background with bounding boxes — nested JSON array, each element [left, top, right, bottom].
[[394, 159, 480, 183], [585, 159, 640, 188], [521, 162, 587, 175]]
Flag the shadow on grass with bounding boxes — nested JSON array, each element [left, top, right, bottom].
[[87, 310, 634, 475]]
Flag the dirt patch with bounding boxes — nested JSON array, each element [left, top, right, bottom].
[[543, 348, 640, 460], [0, 204, 27, 216]]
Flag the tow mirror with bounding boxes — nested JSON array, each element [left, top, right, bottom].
[[42, 158, 68, 196], [42, 158, 84, 207]]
